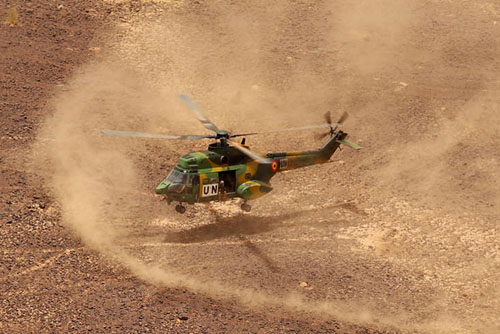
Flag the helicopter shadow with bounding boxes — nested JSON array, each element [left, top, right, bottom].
[[238, 234, 280, 273], [162, 201, 361, 244], [162, 202, 364, 273]]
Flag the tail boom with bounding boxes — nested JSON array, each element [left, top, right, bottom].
[[266, 131, 347, 172]]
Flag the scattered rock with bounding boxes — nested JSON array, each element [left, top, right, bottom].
[[299, 282, 308, 288], [394, 82, 409, 92], [5, 7, 19, 26]]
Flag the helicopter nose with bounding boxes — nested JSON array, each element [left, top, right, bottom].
[[166, 183, 185, 194], [155, 182, 169, 195]]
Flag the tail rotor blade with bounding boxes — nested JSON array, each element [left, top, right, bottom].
[[315, 132, 330, 141], [324, 111, 332, 125], [337, 111, 349, 125]]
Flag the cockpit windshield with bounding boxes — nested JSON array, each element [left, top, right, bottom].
[[167, 169, 188, 183]]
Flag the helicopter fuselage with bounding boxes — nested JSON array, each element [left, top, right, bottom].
[[102, 94, 360, 213], [155, 131, 347, 206]]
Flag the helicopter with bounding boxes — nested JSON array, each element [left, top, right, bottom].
[[102, 94, 361, 213]]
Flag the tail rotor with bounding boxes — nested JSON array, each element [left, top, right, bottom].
[[316, 111, 349, 139], [316, 111, 362, 150]]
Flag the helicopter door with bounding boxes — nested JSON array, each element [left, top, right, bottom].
[[218, 170, 236, 193]]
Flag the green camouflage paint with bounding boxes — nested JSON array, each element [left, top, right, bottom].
[[156, 131, 348, 204]]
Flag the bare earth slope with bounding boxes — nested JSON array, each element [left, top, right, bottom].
[[1, 1, 500, 333]]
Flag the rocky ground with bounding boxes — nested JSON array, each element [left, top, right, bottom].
[[1, 1, 500, 333]]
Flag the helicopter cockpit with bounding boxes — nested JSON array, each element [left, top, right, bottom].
[[155, 167, 200, 197], [166, 169, 188, 184]]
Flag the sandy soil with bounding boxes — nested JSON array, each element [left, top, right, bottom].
[[1, 1, 500, 333]]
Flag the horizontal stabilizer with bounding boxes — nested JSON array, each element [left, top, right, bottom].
[[338, 139, 362, 150]]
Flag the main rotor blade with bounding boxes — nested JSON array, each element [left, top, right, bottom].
[[179, 94, 219, 133], [101, 130, 214, 140], [227, 139, 271, 164], [230, 123, 337, 137], [229, 132, 260, 138]]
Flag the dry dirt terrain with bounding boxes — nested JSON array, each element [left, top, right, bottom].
[[1, 1, 500, 333]]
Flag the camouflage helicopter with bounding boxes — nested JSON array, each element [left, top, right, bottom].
[[102, 95, 361, 213]]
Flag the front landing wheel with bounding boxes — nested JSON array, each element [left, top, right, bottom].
[[175, 204, 186, 214], [241, 203, 251, 212]]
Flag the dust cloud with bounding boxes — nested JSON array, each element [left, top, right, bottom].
[[377, 89, 500, 211], [33, 0, 499, 333], [32, 60, 440, 330], [326, 0, 416, 75]]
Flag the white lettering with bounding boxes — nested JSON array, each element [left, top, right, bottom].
[[202, 184, 218, 197]]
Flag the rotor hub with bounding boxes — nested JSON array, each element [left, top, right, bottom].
[[215, 130, 230, 139]]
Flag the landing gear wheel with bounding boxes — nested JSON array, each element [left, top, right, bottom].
[[241, 203, 251, 212], [175, 204, 186, 214]]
